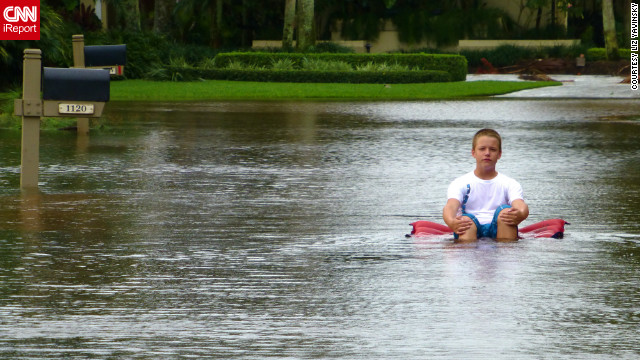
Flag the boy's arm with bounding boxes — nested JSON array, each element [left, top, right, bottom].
[[443, 198, 473, 235], [499, 199, 529, 226]]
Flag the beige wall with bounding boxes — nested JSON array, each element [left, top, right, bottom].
[[329, 20, 440, 53]]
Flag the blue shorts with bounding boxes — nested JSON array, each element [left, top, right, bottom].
[[454, 204, 512, 239]]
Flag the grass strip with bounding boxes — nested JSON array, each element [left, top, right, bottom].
[[109, 80, 560, 101]]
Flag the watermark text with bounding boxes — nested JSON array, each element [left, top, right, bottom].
[[632, 3, 638, 90]]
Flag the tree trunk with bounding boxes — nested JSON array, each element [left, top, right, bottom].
[[241, 0, 249, 47], [153, 0, 172, 34], [283, 0, 297, 49], [601, 0, 619, 60], [296, 0, 315, 51], [121, 0, 141, 32], [210, 0, 223, 48]]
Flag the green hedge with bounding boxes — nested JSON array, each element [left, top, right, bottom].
[[212, 52, 467, 81], [163, 67, 452, 83], [586, 48, 632, 61]]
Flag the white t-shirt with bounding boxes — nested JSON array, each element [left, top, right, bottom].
[[447, 171, 524, 225]]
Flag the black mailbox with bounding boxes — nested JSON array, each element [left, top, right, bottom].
[[43, 67, 110, 102], [85, 44, 126, 67]]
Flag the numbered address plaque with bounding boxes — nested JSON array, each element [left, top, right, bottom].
[[59, 103, 95, 115], [40, 100, 106, 117]]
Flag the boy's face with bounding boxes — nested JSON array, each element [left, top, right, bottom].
[[472, 135, 502, 168]]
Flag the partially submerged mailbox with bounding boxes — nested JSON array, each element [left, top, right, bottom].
[[42, 67, 110, 117], [14, 49, 113, 188], [15, 67, 110, 118], [84, 44, 126, 76], [14, 49, 113, 189]]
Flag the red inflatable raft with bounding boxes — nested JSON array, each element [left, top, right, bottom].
[[409, 219, 569, 239]]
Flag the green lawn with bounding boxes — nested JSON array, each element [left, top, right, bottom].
[[109, 79, 560, 101]]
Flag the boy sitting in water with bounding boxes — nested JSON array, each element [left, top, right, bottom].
[[443, 129, 529, 241]]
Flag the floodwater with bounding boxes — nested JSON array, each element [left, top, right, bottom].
[[1, 99, 640, 359]]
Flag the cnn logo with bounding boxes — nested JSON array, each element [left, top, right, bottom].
[[4, 6, 38, 22], [1, 0, 40, 40]]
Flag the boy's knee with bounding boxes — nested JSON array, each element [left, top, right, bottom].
[[455, 217, 478, 241]]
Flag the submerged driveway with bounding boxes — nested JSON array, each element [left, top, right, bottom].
[[467, 74, 639, 99]]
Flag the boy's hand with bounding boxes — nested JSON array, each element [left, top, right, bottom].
[[499, 208, 523, 226], [452, 216, 473, 235]]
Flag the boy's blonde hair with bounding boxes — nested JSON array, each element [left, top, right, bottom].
[[472, 128, 502, 151]]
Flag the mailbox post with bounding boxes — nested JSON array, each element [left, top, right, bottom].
[[72, 35, 89, 135], [19, 49, 43, 189], [14, 48, 110, 190]]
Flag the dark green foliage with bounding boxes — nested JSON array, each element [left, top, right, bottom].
[[248, 42, 357, 54], [392, 6, 516, 47], [164, 67, 451, 84], [458, 44, 590, 68], [85, 31, 220, 79], [459, 46, 534, 68], [0, 3, 71, 89], [586, 48, 632, 61], [310, 42, 356, 54]]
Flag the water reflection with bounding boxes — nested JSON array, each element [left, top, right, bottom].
[[1, 99, 639, 358]]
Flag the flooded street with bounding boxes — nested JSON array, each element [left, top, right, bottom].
[[1, 99, 640, 358]]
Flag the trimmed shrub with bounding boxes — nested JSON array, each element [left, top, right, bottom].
[[164, 67, 451, 83], [212, 52, 467, 81], [311, 42, 356, 54], [586, 48, 632, 61], [271, 58, 296, 70], [459, 45, 534, 68], [301, 58, 353, 71]]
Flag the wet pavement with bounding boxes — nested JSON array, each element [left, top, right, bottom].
[[467, 74, 640, 99]]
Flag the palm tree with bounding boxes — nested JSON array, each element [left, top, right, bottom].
[[281, 0, 315, 51], [173, 0, 223, 47], [210, 0, 223, 48], [282, 0, 297, 49], [601, 0, 619, 60], [153, 0, 173, 34], [103, 0, 141, 31], [296, 0, 315, 51]]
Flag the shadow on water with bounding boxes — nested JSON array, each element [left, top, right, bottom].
[[1, 99, 639, 359]]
